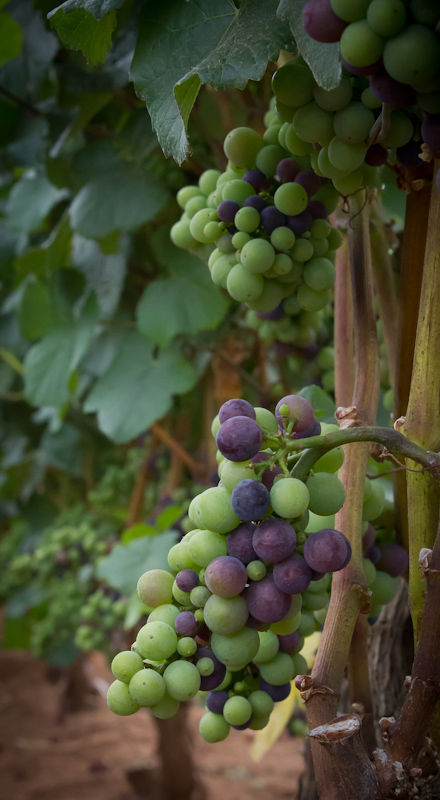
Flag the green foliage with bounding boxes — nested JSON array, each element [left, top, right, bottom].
[[0, 9, 23, 67], [97, 532, 177, 595], [49, 9, 117, 65], [277, 0, 341, 89]]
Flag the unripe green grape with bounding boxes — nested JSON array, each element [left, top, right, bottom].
[[222, 179, 254, 205], [284, 124, 314, 156], [194, 608, 205, 623], [292, 238, 314, 262], [211, 254, 235, 289], [107, 680, 140, 716], [148, 604, 180, 629], [111, 650, 144, 684], [271, 226, 295, 251], [232, 231, 251, 250], [208, 248, 222, 269], [322, 370, 335, 392], [190, 208, 219, 243], [217, 233, 237, 254], [204, 221, 224, 242], [331, 0, 371, 22], [129, 668, 166, 707], [362, 480, 385, 521], [255, 629, 280, 663], [383, 24, 440, 85], [317, 147, 350, 180], [370, 571, 399, 606], [297, 284, 331, 312], [283, 293, 301, 314], [362, 558, 377, 588], [197, 657, 215, 676], [274, 183, 308, 216], [313, 183, 339, 214], [313, 77, 353, 111], [211, 627, 259, 667], [340, 21, 386, 68], [306, 472, 346, 516], [247, 560, 267, 581], [303, 257, 336, 291], [259, 652, 294, 685], [177, 637, 198, 657], [188, 529, 228, 567], [235, 206, 260, 233], [291, 652, 308, 675], [223, 695, 253, 725], [137, 569, 174, 608], [185, 195, 207, 218], [149, 691, 180, 719], [195, 486, 240, 534], [310, 238, 329, 258], [361, 88, 382, 111], [207, 191, 219, 209], [272, 62, 316, 107], [136, 621, 178, 661], [264, 123, 283, 146], [296, 610, 316, 638], [256, 145, 288, 177], [270, 610, 301, 636], [223, 127, 264, 169], [307, 573, 330, 594], [310, 219, 331, 240], [177, 186, 203, 209], [334, 102, 375, 145], [241, 238, 276, 274], [313, 446, 344, 474], [203, 594, 249, 635], [199, 711, 230, 742], [189, 586, 211, 608], [255, 407, 279, 434], [172, 582, 192, 605], [333, 170, 365, 195], [170, 221, 198, 249], [293, 103, 335, 146], [328, 138, 368, 173], [302, 590, 329, 611], [199, 169, 221, 195], [314, 606, 328, 625], [249, 714, 271, 730], [249, 690, 274, 717], [270, 477, 310, 519], [227, 263, 264, 303], [381, 111, 414, 149], [167, 542, 197, 572], [211, 414, 221, 438], [220, 460, 258, 492], [248, 280, 285, 313], [163, 660, 201, 701]]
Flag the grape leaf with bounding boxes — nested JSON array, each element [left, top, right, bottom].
[[84, 332, 198, 442], [18, 279, 57, 340], [72, 236, 126, 317], [298, 385, 336, 423], [131, 0, 292, 164], [97, 531, 177, 594], [5, 170, 69, 233], [277, 0, 341, 89], [0, 10, 23, 67], [14, 214, 73, 277], [49, 8, 116, 65], [48, 0, 124, 21]]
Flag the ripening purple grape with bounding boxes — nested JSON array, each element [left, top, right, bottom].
[[276, 158, 301, 183], [341, 57, 383, 76], [278, 631, 300, 653], [273, 554, 312, 594], [227, 522, 257, 564], [302, 0, 347, 43], [294, 170, 321, 198], [368, 545, 381, 565], [231, 479, 270, 522], [232, 715, 253, 730], [376, 542, 409, 578], [310, 569, 325, 581], [204, 556, 248, 598], [217, 200, 240, 223], [246, 574, 292, 623], [216, 416, 263, 462], [243, 169, 270, 192], [256, 304, 284, 321], [275, 394, 315, 433], [362, 523, 376, 556], [273, 342, 293, 358], [303, 529, 351, 573], [175, 568, 199, 592], [396, 140, 423, 168], [219, 398, 256, 424], [206, 690, 229, 714], [253, 518, 297, 563], [421, 113, 440, 151], [246, 613, 269, 630], [250, 453, 284, 491], [175, 611, 199, 637], [370, 73, 416, 107], [365, 144, 388, 167], [307, 200, 328, 220], [259, 677, 291, 701], [291, 416, 321, 439], [287, 210, 313, 234], [243, 194, 268, 213], [341, 537, 352, 569], [195, 647, 226, 690], [261, 205, 287, 233]]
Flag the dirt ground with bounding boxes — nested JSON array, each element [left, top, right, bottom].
[[0, 650, 305, 800]]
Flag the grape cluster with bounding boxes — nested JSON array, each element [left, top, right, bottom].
[[76, 589, 128, 652], [107, 394, 354, 740], [302, 0, 440, 164]]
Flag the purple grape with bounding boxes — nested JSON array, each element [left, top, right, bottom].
[[362, 523, 376, 556], [175, 569, 199, 592], [273, 554, 312, 594], [291, 416, 321, 439], [276, 158, 301, 183], [259, 678, 291, 701], [303, 529, 351, 573], [275, 394, 315, 433], [175, 611, 199, 637], [243, 195, 268, 213], [295, 170, 321, 198], [216, 416, 263, 462], [226, 522, 257, 564], [370, 73, 416, 107], [376, 542, 409, 578], [341, 57, 383, 76], [232, 715, 253, 730], [246, 574, 292, 623], [204, 556, 248, 598], [250, 453, 284, 491], [261, 205, 287, 233], [256, 304, 284, 321], [231, 479, 270, 522], [278, 631, 300, 653], [421, 113, 440, 150], [302, 0, 348, 43], [287, 210, 313, 234], [196, 623, 211, 644], [253, 518, 297, 563], [206, 690, 229, 714], [243, 169, 270, 192], [217, 200, 240, 223], [195, 647, 226, 690], [396, 140, 423, 168], [273, 342, 294, 358], [365, 144, 388, 167], [219, 398, 256, 424], [368, 545, 381, 565], [310, 569, 325, 581], [246, 614, 270, 630], [307, 200, 328, 220]]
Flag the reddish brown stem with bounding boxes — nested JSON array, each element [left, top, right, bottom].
[[150, 423, 207, 479], [347, 614, 376, 755], [370, 202, 399, 391], [334, 232, 354, 408]]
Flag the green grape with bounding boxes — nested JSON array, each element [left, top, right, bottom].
[[222, 179, 254, 205], [189, 208, 219, 243], [293, 103, 335, 146], [383, 24, 440, 85], [255, 629, 280, 663], [170, 220, 198, 249], [362, 557, 377, 588], [270, 477, 310, 519], [129, 668, 166, 707], [362, 480, 385, 521], [199, 169, 221, 195], [149, 691, 180, 719], [234, 680, 246, 693], [190, 586, 211, 607], [291, 652, 308, 675], [177, 186, 203, 209], [249, 690, 274, 717], [416, 92, 440, 115], [272, 254, 294, 276], [223, 127, 264, 168], [264, 123, 283, 145], [370, 571, 399, 606], [313, 183, 340, 214], [313, 78, 353, 111], [255, 407, 279, 434], [148, 604, 180, 630], [137, 569, 174, 608], [208, 248, 222, 269], [223, 696, 253, 725], [227, 263, 264, 302], [194, 608, 205, 623], [163, 660, 201, 701], [331, 0, 371, 21], [333, 102, 375, 145], [235, 206, 260, 233], [195, 487, 240, 534], [272, 62, 316, 107], [211, 414, 221, 438], [283, 294, 301, 314], [305, 473, 346, 516], [367, 0, 406, 36], [136, 621, 178, 661], [259, 652, 295, 685], [241, 239, 276, 274], [284, 124, 314, 156], [297, 284, 332, 312], [185, 195, 207, 218], [307, 573, 330, 594], [314, 606, 328, 625], [297, 610, 316, 638], [220, 460, 258, 492], [249, 714, 271, 730], [211, 254, 236, 288], [310, 219, 331, 240], [177, 637, 198, 657], [316, 346, 334, 370], [361, 87, 383, 110], [302, 590, 329, 611], [197, 657, 215, 676], [172, 582, 192, 605], [167, 542, 197, 572], [247, 560, 267, 581], [204, 221, 225, 242], [317, 147, 350, 180], [188, 529, 228, 567], [313, 446, 344, 474], [199, 711, 230, 742], [303, 257, 336, 292], [256, 145, 288, 177], [305, 511, 336, 534], [211, 627, 259, 667], [328, 138, 368, 172], [271, 226, 295, 251], [333, 170, 365, 195], [291, 238, 314, 262], [204, 594, 249, 635], [270, 610, 301, 636], [340, 21, 386, 68], [310, 238, 329, 258], [107, 680, 140, 716], [232, 231, 251, 250], [381, 111, 414, 149], [410, 0, 440, 26], [248, 280, 285, 313]]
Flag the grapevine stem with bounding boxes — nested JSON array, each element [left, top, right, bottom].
[[370, 200, 399, 391], [333, 232, 354, 407]]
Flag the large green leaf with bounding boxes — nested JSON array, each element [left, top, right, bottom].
[[69, 163, 169, 238], [5, 170, 69, 233], [131, 0, 292, 164], [18, 279, 57, 340], [84, 331, 197, 442], [14, 215, 72, 276], [277, 0, 341, 89], [97, 532, 177, 595], [298, 385, 336, 424], [49, 8, 116, 64], [48, 0, 124, 21], [24, 293, 99, 407], [72, 236, 126, 317], [0, 10, 23, 67]]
